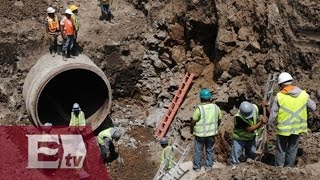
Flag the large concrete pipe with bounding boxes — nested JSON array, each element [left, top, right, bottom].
[[23, 53, 112, 130]]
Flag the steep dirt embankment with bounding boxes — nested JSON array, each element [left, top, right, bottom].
[[0, 0, 48, 125]]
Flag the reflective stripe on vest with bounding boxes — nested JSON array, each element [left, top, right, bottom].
[[69, 111, 85, 126], [98, 128, 112, 145], [193, 104, 219, 137], [233, 104, 259, 141], [276, 90, 309, 136], [63, 16, 74, 36], [48, 15, 59, 33], [160, 145, 174, 170]]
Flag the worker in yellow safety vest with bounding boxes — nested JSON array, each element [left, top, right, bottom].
[[69, 103, 86, 131], [190, 88, 222, 172], [97, 127, 122, 162], [160, 137, 174, 171], [269, 72, 316, 167], [69, 5, 80, 56], [230, 101, 267, 167], [45, 7, 60, 57]]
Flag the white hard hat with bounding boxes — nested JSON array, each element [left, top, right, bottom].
[[239, 101, 254, 119], [278, 72, 293, 85], [65, 9, 73, 15], [47, 7, 55, 14], [72, 103, 81, 112], [44, 122, 52, 126]]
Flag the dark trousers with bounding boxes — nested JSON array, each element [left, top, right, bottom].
[[193, 136, 215, 170], [275, 134, 300, 167], [99, 143, 118, 163], [49, 34, 58, 54]]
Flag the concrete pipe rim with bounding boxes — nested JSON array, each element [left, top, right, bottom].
[[33, 64, 112, 130]]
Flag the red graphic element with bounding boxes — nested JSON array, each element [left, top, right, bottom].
[[0, 126, 109, 179]]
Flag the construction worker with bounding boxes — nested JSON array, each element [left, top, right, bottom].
[[160, 137, 174, 171], [99, 0, 114, 22], [190, 88, 222, 172], [269, 72, 316, 167], [97, 127, 122, 162], [230, 101, 267, 167], [70, 103, 85, 126], [45, 7, 60, 57], [60, 9, 75, 60], [70, 5, 80, 56]]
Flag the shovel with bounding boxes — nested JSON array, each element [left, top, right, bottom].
[[117, 144, 124, 166]]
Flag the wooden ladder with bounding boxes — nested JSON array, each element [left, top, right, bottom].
[[155, 73, 194, 138]]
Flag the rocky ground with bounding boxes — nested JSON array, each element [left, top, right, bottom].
[[0, 0, 320, 179]]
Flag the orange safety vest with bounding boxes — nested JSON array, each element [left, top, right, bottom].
[[63, 16, 74, 36], [47, 15, 60, 33]]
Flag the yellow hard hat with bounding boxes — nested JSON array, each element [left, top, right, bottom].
[[69, 5, 78, 12]]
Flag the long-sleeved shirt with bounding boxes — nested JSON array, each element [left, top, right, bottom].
[[268, 85, 316, 129]]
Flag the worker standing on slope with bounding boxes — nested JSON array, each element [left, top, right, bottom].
[[60, 9, 75, 60], [99, 0, 114, 22], [45, 7, 60, 57], [97, 127, 122, 162], [160, 137, 174, 171], [269, 72, 316, 167], [191, 88, 222, 172], [70, 5, 80, 56], [230, 101, 267, 168]]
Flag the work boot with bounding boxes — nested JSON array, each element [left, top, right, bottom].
[[57, 45, 62, 55], [67, 51, 75, 59], [205, 167, 212, 172], [62, 51, 67, 61]]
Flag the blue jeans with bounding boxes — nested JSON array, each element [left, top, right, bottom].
[[62, 35, 74, 52], [100, 4, 111, 15], [230, 138, 256, 165], [193, 136, 215, 170], [275, 135, 300, 167]]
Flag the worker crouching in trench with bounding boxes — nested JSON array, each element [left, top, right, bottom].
[[97, 127, 122, 163]]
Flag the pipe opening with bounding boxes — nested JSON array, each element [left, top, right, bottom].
[[37, 69, 109, 126]]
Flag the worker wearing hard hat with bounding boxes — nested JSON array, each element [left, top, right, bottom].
[[60, 9, 76, 61], [160, 137, 174, 171], [97, 127, 121, 162], [230, 101, 267, 167], [69, 5, 80, 56], [45, 7, 60, 57], [269, 72, 316, 167], [190, 88, 222, 172], [99, 0, 114, 22], [70, 103, 85, 125]]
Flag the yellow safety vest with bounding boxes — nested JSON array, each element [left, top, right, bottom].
[[276, 91, 309, 136], [160, 145, 174, 170], [193, 104, 220, 137], [71, 14, 80, 31], [69, 111, 86, 126], [98, 128, 112, 145], [233, 104, 259, 141]]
